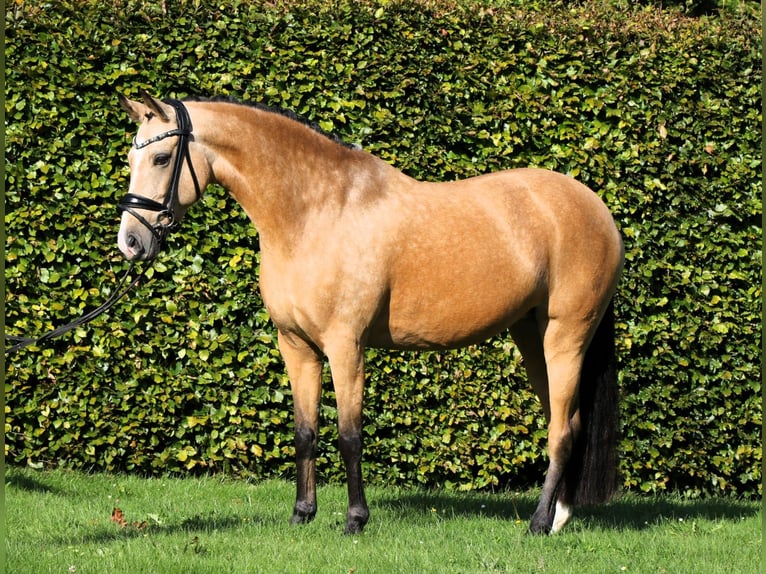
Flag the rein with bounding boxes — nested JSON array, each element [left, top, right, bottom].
[[5, 262, 149, 354], [6, 99, 199, 355]]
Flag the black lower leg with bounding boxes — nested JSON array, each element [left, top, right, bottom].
[[291, 425, 318, 525], [530, 438, 572, 534], [339, 432, 369, 534], [529, 471, 562, 535]]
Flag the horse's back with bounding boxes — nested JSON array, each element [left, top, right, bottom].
[[418, 167, 624, 285]]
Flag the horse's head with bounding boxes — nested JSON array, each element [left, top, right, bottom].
[[117, 91, 207, 260]]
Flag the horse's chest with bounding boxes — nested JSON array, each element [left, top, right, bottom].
[[258, 252, 383, 339], [258, 258, 308, 319]]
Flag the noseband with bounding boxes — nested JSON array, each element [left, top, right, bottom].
[[117, 99, 202, 247]]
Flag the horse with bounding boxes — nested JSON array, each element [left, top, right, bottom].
[[116, 91, 624, 535]]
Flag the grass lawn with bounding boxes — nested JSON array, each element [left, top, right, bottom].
[[5, 467, 761, 573]]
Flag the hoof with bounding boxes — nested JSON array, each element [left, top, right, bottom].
[[344, 508, 369, 535], [344, 521, 364, 535], [290, 501, 317, 525], [290, 513, 313, 526], [528, 509, 553, 535], [528, 521, 551, 535]]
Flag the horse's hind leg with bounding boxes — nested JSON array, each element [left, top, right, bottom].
[[510, 313, 551, 421], [511, 315, 572, 534], [278, 330, 324, 526], [516, 314, 589, 535]]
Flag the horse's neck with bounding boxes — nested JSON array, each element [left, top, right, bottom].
[[193, 102, 376, 247]]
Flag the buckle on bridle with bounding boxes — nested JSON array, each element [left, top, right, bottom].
[[156, 209, 178, 231]]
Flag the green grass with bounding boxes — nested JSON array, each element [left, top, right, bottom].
[[5, 468, 761, 574]]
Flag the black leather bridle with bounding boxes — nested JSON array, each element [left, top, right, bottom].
[[117, 98, 202, 247]]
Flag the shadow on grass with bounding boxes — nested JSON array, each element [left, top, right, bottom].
[[49, 511, 277, 547], [372, 489, 760, 531], [5, 472, 66, 495], [579, 494, 761, 530], [373, 489, 538, 523]]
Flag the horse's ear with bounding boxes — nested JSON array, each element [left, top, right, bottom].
[[118, 93, 144, 123], [140, 90, 171, 122]]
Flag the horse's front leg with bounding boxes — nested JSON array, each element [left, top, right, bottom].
[[326, 336, 369, 534], [277, 330, 323, 526]]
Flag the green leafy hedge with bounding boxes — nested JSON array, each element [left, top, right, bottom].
[[4, 0, 761, 498]]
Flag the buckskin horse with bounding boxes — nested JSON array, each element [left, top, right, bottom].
[[116, 92, 624, 535]]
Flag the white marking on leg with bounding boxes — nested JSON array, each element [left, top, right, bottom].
[[551, 500, 573, 533]]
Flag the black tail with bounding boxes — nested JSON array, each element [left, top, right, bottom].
[[566, 299, 620, 506]]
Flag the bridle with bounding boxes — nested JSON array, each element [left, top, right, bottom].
[[117, 98, 202, 248], [6, 99, 201, 355]]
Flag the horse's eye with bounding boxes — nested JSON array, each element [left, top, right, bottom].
[[154, 153, 171, 167]]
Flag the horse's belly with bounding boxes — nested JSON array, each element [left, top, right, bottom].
[[369, 307, 528, 350]]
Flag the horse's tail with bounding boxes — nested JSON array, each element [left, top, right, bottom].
[[566, 299, 620, 506]]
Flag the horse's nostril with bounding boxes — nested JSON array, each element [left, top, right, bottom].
[[125, 233, 145, 258]]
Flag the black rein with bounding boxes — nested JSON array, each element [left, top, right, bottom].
[[5, 262, 148, 354]]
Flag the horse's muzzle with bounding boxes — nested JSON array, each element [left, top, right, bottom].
[[118, 227, 159, 261]]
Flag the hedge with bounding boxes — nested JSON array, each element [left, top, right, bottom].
[[4, 0, 761, 498]]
